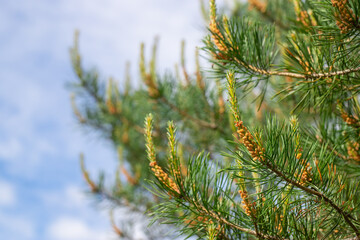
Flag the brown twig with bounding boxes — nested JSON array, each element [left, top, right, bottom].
[[192, 200, 284, 240], [265, 161, 360, 238], [246, 64, 360, 79]]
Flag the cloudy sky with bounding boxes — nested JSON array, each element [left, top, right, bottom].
[[0, 0, 230, 239]]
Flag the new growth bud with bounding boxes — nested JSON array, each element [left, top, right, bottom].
[[332, 0, 357, 34]]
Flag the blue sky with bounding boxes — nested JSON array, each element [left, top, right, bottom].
[[0, 0, 234, 239]]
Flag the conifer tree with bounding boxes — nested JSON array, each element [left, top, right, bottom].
[[70, 0, 360, 239]]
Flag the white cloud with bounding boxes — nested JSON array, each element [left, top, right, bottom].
[[64, 185, 87, 206], [133, 221, 149, 240], [0, 0, 205, 173], [0, 76, 58, 167], [0, 213, 35, 239], [0, 179, 16, 207], [0, 138, 22, 161], [0, 0, 205, 78], [40, 185, 88, 210], [47, 217, 109, 240]]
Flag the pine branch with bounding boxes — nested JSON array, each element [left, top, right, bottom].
[[264, 161, 360, 239], [266, 66, 360, 79], [147, 115, 285, 240], [228, 70, 359, 237], [159, 96, 219, 130], [191, 200, 284, 240], [233, 55, 360, 79]]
